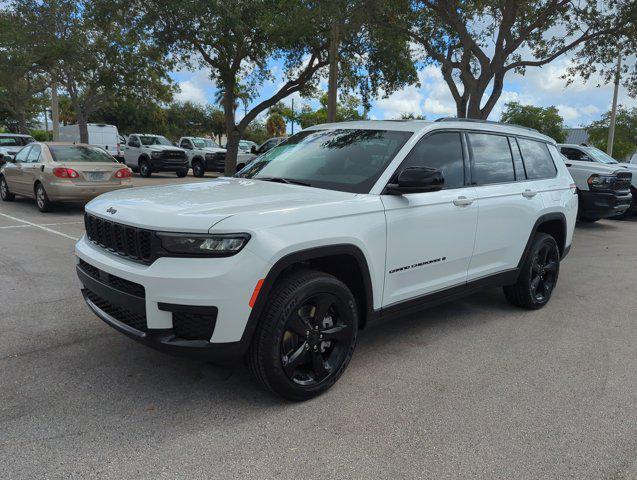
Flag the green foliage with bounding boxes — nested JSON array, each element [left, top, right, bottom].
[[297, 93, 366, 128], [242, 121, 269, 145], [586, 107, 637, 160], [266, 113, 286, 137], [0, 9, 48, 133], [398, 113, 426, 120], [29, 129, 52, 141], [500, 102, 566, 143]]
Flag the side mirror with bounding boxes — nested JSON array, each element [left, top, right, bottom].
[[250, 146, 257, 154], [385, 166, 444, 194]]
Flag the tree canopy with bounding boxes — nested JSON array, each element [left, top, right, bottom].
[[586, 107, 637, 161], [500, 102, 566, 142]]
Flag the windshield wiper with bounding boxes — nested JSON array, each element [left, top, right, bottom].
[[257, 177, 311, 187]]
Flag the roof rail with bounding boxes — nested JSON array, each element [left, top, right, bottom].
[[434, 117, 541, 134]]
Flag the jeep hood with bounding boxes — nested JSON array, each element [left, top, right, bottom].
[[85, 177, 357, 233]]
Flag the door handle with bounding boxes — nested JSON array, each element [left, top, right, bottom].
[[453, 196, 474, 206], [522, 189, 537, 198]]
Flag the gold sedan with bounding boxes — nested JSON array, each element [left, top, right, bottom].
[[0, 142, 133, 212]]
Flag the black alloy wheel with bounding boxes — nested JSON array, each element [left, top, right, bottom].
[[248, 268, 358, 401], [529, 243, 559, 304], [504, 232, 560, 309], [139, 159, 151, 178], [280, 292, 354, 386]]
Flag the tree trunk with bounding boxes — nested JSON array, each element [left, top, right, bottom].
[[17, 113, 29, 134], [224, 128, 241, 176], [77, 110, 89, 143], [51, 82, 60, 141], [327, 20, 340, 123]]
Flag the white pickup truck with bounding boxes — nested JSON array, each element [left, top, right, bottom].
[[124, 134, 189, 178], [178, 137, 227, 177]]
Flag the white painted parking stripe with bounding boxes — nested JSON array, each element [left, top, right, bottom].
[[0, 212, 79, 240], [0, 221, 83, 229]]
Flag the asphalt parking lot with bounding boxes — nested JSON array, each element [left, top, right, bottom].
[[1, 174, 636, 480]]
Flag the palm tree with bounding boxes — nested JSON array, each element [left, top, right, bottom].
[[213, 81, 251, 119]]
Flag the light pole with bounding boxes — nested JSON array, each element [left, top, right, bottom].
[[607, 53, 622, 157]]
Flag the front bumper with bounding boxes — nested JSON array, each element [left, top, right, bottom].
[[150, 156, 188, 172], [578, 190, 632, 219], [75, 235, 268, 362], [46, 180, 132, 202]]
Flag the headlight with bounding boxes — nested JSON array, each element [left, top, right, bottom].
[[151, 151, 161, 158], [587, 174, 615, 190], [156, 232, 250, 256]]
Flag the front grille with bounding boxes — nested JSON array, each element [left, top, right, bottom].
[[612, 172, 632, 192], [160, 150, 187, 160], [85, 289, 148, 332], [172, 310, 217, 341], [79, 259, 145, 298], [85, 214, 153, 263]]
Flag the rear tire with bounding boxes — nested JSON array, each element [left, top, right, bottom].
[[139, 159, 151, 177], [247, 268, 358, 401], [35, 183, 53, 212], [192, 161, 205, 177], [0, 176, 15, 201], [504, 233, 560, 309], [176, 168, 188, 178]]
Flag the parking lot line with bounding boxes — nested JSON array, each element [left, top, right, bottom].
[[0, 212, 80, 240]]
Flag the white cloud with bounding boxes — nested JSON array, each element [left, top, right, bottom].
[[175, 80, 207, 104], [376, 87, 425, 119]]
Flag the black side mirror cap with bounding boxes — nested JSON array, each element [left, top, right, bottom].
[[385, 166, 444, 195], [250, 146, 257, 154]]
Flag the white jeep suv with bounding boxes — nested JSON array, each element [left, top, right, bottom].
[[76, 119, 577, 400]]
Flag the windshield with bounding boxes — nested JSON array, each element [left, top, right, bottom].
[[0, 136, 34, 147], [585, 147, 618, 164], [236, 129, 413, 193], [192, 138, 219, 148], [49, 145, 117, 163], [139, 135, 172, 146]]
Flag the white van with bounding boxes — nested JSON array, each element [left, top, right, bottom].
[[58, 124, 123, 162]]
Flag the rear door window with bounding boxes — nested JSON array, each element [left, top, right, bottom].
[[467, 133, 515, 185], [519, 139, 557, 179], [560, 147, 590, 161]]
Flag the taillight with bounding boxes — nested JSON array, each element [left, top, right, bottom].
[[115, 168, 132, 178], [53, 167, 80, 178], [116, 143, 121, 155], [569, 183, 577, 194]]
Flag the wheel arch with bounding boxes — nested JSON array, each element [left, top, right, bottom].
[[242, 244, 375, 351], [518, 213, 568, 269]]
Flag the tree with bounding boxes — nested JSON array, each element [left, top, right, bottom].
[[143, 0, 332, 175], [0, 10, 48, 133], [297, 92, 367, 128], [566, 2, 637, 97], [500, 102, 566, 142], [378, 0, 633, 119], [13, 0, 174, 143], [266, 113, 286, 137], [586, 107, 637, 160], [398, 113, 426, 120]]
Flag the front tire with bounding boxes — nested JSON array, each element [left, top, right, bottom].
[[504, 233, 560, 309], [192, 161, 205, 177], [139, 159, 152, 177], [247, 269, 359, 401], [176, 168, 188, 178], [0, 176, 15, 201], [35, 183, 53, 212]]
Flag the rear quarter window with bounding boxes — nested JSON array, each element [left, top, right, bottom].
[[518, 139, 557, 179]]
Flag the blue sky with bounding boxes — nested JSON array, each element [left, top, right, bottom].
[[171, 53, 636, 131]]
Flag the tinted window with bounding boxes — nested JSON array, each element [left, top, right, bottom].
[[14, 146, 31, 162], [49, 146, 116, 163], [560, 147, 590, 161], [238, 129, 413, 193], [509, 138, 526, 180], [468, 133, 515, 185], [27, 145, 41, 162], [519, 139, 557, 179], [401, 132, 464, 189]]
